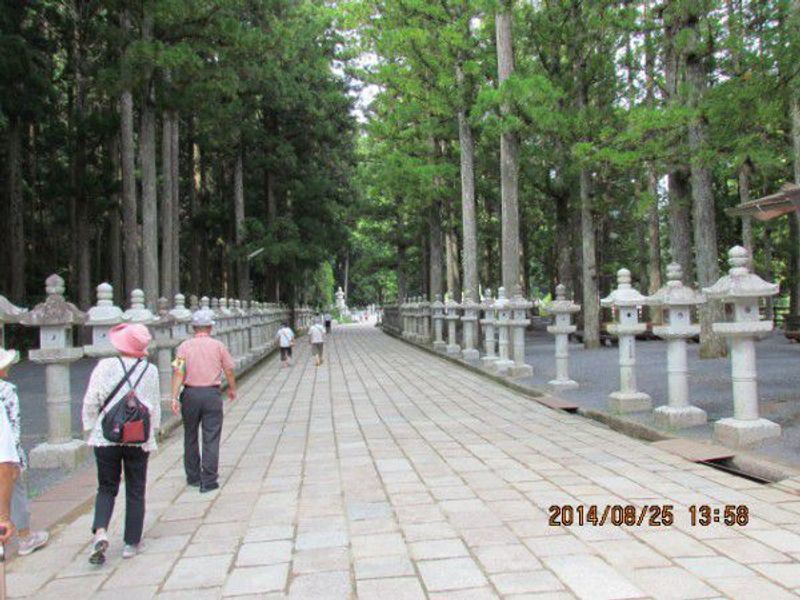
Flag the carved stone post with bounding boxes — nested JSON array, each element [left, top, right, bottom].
[[508, 287, 533, 378], [461, 293, 480, 362], [445, 297, 461, 356], [703, 246, 780, 447], [601, 269, 652, 413], [21, 275, 87, 469], [83, 283, 124, 357], [432, 295, 446, 353], [648, 264, 707, 428], [546, 284, 581, 390], [493, 287, 514, 374], [480, 289, 498, 369]]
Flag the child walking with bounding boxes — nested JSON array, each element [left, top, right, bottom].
[[276, 322, 295, 368]]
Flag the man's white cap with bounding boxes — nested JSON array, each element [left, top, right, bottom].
[[192, 309, 216, 327], [0, 349, 20, 372]]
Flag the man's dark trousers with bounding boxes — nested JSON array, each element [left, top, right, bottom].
[[181, 386, 223, 487]]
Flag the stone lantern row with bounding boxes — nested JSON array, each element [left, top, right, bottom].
[[600, 246, 780, 448], [395, 245, 781, 450], [1, 275, 299, 470]]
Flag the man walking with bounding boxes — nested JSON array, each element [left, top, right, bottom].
[[309, 317, 326, 367], [171, 309, 237, 493], [276, 322, 295, 368]]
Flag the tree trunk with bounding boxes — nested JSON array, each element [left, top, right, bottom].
[[555, 191, 572, 293], [646, 169, 662, 295], [577, 77, 600, 348], [685, 21, 726, 358], [429, 200, 444, 300], [171, 113, 180, 295], [109, 134, 124, 305], [189, 118, 202, 294], [664, 10, 694, 284], [234, 148, 249, 300], [7, 117, 26, 304], [119, 6, 139, 297], [397, 238, 408, 301], [457, 65, 479, 302], [790, 92, 800, 316], [160, 113, 174, 299], [738, 160, 753, 255], [445, 216, 461, 302], [140, 14, 159, 311], [495, 0, 520, 293]]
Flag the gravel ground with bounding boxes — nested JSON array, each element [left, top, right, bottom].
[[520, 328, 800, 467]]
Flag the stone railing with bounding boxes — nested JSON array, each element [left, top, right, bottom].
[[2, 275, 308, 470], [383, 246, 782, 451], [380, 303, 401, 335]]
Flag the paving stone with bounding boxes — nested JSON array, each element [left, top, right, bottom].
[[417, 557, 488, 591], [354, 555, 416, 579], [410, 538, 469, 560], [543, 555, 645, 600], [236, 540, 293, 566], [287, 570, 351, 599], [474, 543, 541, 573], [705, 576, 798, 600], [428, 588, 500, 600], [356, 576, 426, 600], [490, 571, 565, 595], [351, 532, 407, 558], [162, 554, 233, 590], [628, 566, 717, 600], [223, 564, 288, 596], [750, 562, 800, 588]]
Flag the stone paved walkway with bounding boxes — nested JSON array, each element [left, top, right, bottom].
[[8, 325, 800, 599]]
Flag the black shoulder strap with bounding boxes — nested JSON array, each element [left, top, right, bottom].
[[100, 358, 142, 412]]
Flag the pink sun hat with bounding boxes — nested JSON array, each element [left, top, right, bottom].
[[109, 323, 152, 358]]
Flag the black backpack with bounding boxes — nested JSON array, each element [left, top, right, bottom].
[[100, 358, 152, 445]]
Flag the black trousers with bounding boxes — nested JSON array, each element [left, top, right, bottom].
[[92, 445, 149, 545], [181, 386, 224, 487]]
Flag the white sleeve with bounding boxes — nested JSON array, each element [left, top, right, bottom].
[[82, 360, 110, 433], [144, 365, 161, 431], [0, 407, 20, 465]]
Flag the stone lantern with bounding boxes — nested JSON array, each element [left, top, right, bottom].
[[419, 296, 431, 343], [461, 293, 481, 362], [20, 274, 87, 469], [153, 298, 177, 410], [702, 246, 780, 448], [0, 295, 26, 349], [480, 289, 498, 369], [123, 289, 156, 324], [493, 287, 515, 374], [189, 294, 200, 312], [445, 296, 461, 356], [508, 287, 533, 378], [169, 293, 193, 343], [648, 263, 707, 428], [432, 295, 446, 353], [84, 283, 125, 357], [601, 269, 652, 413], [546, 284, 581, 390], [200, 296, 211, 311]]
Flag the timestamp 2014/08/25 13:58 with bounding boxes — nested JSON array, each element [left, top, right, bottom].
[[548, 504, 750, 527]]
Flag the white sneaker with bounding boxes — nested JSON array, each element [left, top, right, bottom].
[[122, 542, 143, 559], [17, 531, 49, 556]]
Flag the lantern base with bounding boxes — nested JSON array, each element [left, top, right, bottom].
[[654, 405, 707, 429], [714, 417, 781, 449], [481, 355, 499, 369], [608, 391, 652, 413], [508, 363, 533, 379], [548, 378, 579, 391], [446, 344, 461, 357], [433, 341, 447, 353], [29, 439, 89, 470], [492, 358, 514, 375], [462, 348, 480, 362]]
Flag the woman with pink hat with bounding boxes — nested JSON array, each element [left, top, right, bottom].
[[81, 322, 161, 564]]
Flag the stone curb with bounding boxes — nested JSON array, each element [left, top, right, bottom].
[[380, 326, 800, 484]]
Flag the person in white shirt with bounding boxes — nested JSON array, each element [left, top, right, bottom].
[[276, 323, 295, 368], [82, 323, 161, 564], [309, 318, 326, 366], [0, 348, 49, 554]]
